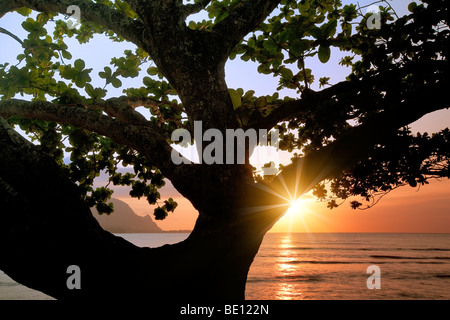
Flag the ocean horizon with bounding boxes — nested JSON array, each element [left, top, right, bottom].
[[1, 232, 450, 300]]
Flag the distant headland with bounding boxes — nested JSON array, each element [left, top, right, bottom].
[[93, 198, 191, 233]]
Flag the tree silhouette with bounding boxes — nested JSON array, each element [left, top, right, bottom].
[[0, 0, 448, 299]]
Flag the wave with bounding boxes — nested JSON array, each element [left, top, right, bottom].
[[246, 277, 275, 283], [410, 248, 450, 251], [370, 255, 450, 260], [269, 247, 450, 252], [284, 260, 361, 264], [247, 275, 322, 283], [278, 259, 447, 265], [275, 275, 322, 282]]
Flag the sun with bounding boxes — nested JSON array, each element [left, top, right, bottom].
[[273, 197, 314, 233], [286, 198, 307, 216]]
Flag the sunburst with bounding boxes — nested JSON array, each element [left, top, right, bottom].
[[286, 198, 308, 216]]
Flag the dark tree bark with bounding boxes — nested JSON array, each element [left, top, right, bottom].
[[0, 117, 284, 299], [0, 0, 448, 300]]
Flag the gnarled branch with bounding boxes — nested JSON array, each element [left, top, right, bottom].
[[180, 0, 211, 19], [0, 99, 195, 188], [88, 96, 154, 126], [263, 77, 450, 212]]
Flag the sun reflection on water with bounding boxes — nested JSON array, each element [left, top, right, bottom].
[[275, 234, 306, 299], [275, 283, 303, 300]]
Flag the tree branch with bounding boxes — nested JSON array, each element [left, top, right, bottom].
[[280, 87, 448, 196], [212, 0, 281, 50], [249, 57, 449, 131], [0, 116, 158, 300], [246, 75, 450, 231], [122, 0, 141, 13], [88, 96, 155, 126], [0, 99, 193, 186], [89, 96, 185, 128], [247, 83, 352, 130], [180, 0, 211, 19], [1, 0, 146, 47], [0, 26, 24, 46], [0, 1, 18, 18]]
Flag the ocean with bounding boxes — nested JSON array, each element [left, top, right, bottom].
[[1, 233, 449, 300]]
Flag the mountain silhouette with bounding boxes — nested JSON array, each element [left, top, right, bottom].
[[93, 198, 163, 233]]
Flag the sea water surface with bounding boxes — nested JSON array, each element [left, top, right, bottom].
[[1, 233, 449, 300]]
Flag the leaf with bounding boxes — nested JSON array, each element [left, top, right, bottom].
[[15, 7, 32, 16], [154, 207, 168, 220], [229, 89, 242, 109], [99, 67, 112, 79], [323, 19, 337, 38], [290, 39, 308, 56], [243, 90, 255, 101], [408, 2, 417, 12], [327, 200, 339, 209], [188, 21, 197, 30], [255, 96, 267, 108], [318, 45, 331, 63], [216, 11, 229, 23], [146, 192, 158, 204], [96, 202, 114, 215], [85, 84, 106, 99], [147, 67, 159, 76], [21, 19, 35, 32], [309, 27, 322, 40], [279, 67, 293, 81], [85, 83, 94, 96], [74, 59, 85, 71], [350, 201, 362, 210], [164, 198, 178, 212], [100, 67, 122, 88], [247, 36, 256, 48], [263, 38, 278, 53], [111, 78, 122, 88], [319, 77, 330, 88], [298, 1, 310, 15], [257, 64, 271, 74], [62, 50, 72, 60], [313, 183, 327, 200]]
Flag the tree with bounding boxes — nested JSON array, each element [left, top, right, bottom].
[[0, 0, 449, 300]]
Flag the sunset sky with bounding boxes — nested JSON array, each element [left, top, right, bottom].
[[1, 0, 449, 233], [115, 175, 450, 233]]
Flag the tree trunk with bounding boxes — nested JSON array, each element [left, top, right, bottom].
[[0, 118, 278, 300]]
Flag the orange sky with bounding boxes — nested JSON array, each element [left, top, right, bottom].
[[271, 179, 450, 233], [119, 178, 450, 233]]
